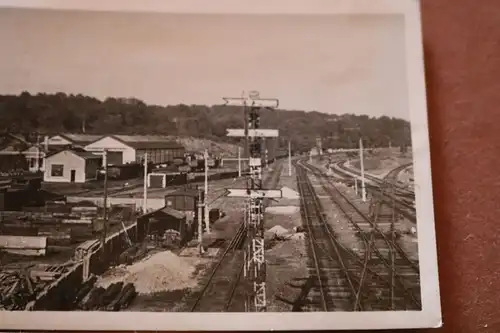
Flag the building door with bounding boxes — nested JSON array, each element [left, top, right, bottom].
[[70, 170, 76, 182]]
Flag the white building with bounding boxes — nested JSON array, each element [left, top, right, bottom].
[[44, 149, 101, 183], [84, 135, 185, 166]]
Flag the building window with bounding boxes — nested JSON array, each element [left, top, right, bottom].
[[51, 164, 64, 177]]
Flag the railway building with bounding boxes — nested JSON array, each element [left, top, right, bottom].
[[83, 135, 185, 166], [137, 206, 191, 245], [43, 149, 101, 183], [0, 134, 31, 172], [164, 187, 203, 231], [46, 133, 102, 150]]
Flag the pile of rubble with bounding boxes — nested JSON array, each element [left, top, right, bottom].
[[97, 250, 199, 295], [264, 225, 306, 241], [74, 276, 137, 311]]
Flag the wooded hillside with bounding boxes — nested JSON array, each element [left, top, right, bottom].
[[0, 92, 412, 152]]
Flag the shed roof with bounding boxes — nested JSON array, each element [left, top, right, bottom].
[[144, 206, 186, 220], [112, 135, 184, 150], [158, 207, 186, 219]]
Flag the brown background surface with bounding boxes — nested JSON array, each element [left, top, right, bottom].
[[418, 0, 499, 332], [357, 0, 499, 332], [11, 0, 500, 332]]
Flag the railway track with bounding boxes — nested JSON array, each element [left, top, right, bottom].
[[296, 165, 359, 311], [328, 160, 417, 223], [296, 160, 421, 311], [337, 160, 414, 198], [189, 161, 284, 312], [189, 223, 247, 312]]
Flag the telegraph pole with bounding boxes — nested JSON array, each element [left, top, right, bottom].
[[359, 138, 367, 202], [288, 140, 292, 177], [223, 91, 280, 312], [238, 146, 242, 177], [101, 150, 108, 257], [198, 187, 204, 255], [35, 134, 40, 171], [204, 149, 210, 234], [143, 152, 148, 213]]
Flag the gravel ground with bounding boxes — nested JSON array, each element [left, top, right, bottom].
[[266, 239, 308, 312], [307, 174, 365, 253], [264, 163, 309, 312], [335, 163, 420, 263]]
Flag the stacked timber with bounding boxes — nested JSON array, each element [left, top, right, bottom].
[[0, 211, 95, 245], [71, 206, 99, 220], [0, 270, 47, 310], [76, 278, 137, 311], [0, 235, 47, 256], [45, 201, 71, 213], [0, 222, 39, 236]]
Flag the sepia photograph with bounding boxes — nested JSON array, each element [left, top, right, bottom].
[[0, 0, 441, 330]]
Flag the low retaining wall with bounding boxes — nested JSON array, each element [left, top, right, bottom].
[[25, 217, 148, 310], [192, 170, 240, 183], [66, 196, 165, 211]]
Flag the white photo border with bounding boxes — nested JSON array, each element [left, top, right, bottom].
[[0, 0, 441, 330]]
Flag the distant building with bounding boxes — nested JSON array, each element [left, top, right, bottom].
[[309, 147, 320, 156], [47, 133, 103, 150], [84, 135, 185, 166], [43, 149, 101, 183], [0, 134, 30, 172], [21, 145, 48, 172]]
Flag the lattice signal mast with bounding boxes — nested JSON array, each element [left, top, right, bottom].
[[224, 91, 280, 312]]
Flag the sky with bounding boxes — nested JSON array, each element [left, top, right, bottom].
[[0, 8, 409, 119]]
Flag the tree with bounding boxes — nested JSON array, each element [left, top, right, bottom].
[[0, 92, 412, 150]]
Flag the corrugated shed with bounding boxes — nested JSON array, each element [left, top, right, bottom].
[[112, 135, 184, 150]]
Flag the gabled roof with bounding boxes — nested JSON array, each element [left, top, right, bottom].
[[46, 149, 101, 160], [7, 134, 30, 145], [143, 206, 186, 220], [0, 134, 30, 152], [55, 133, 103, 145], [158, 207, 186, 219]]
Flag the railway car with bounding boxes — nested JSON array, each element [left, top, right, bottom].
[[165, 172, 188, 186], [164, 187, 202, 212]]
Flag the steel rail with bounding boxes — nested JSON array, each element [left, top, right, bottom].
[[190, 160, 284, 312], [330, 160, 416, 223], [299, 160, 421, 309], [296, 165, 359, 311], [190, 223, 247, 312], [296, 173, 329, 311]]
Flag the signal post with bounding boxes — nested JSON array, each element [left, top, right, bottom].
[[223, 92, 281, 312]]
